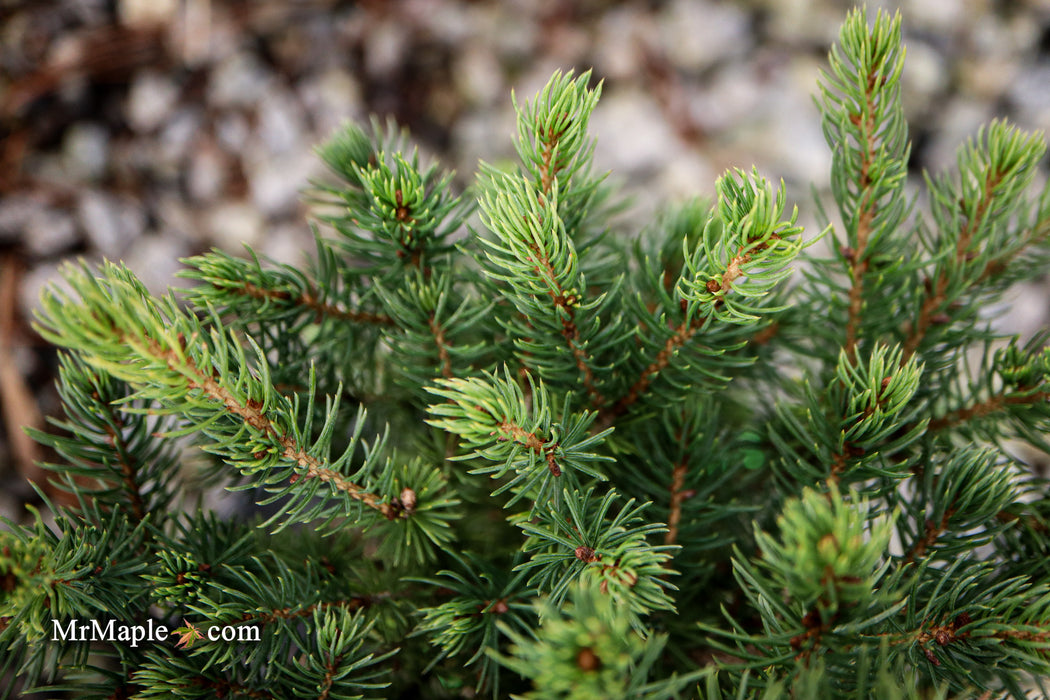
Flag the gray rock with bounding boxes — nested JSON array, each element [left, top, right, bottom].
[[25, 207, 79, 257], [900, 40, 949, 121], [589, 89, 677, 177], [0, 195, 45, 245], [488, 8, 536, 62], [247, 150, 319, 218], [660, 0, 751, 71], [260, 223, 312, 266], [123, 234, 191, 296], [1009, 62, 1050, 132], [298, 69, 363, 136], [20, 260, 86, 321], [157, 108, 204, 175], [755, 0, 842, 44], [78, 190, 146, 258], [62, 122, 110, 180], [257, 87, 307, 155], [205, 201, 264, 250], [898, 0, 969, 33], [593, 7, 655, 80], [155, 195, 205, 246], [451, 107, 516, 179], [454, 45, 504, 107], [187, 141, 229, 202], [419, 2, 475, 44], [127, 71, 181, 133], [989, 281, 1048, 341], [362, 21, 408, 77], [923, 99, 994, 172], [215, 112, 251, 152], [689, 61, 766, 134], [209, 52, 272, 109]]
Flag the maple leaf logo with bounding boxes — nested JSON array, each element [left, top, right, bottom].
[[171, 620, 204, 649]]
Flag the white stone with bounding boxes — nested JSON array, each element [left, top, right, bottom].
[[25, 207, 79, 257], [215, 112, 251, 152], [260, 224, 313, 267], [209, 52, 271, 108], [593, 8, 655, 80], [451, 107, 517, 178], [118, 0, 177, 26], [1009, 64, 1050, 131], [489, 9, 536, 61], [205, 202, 264, 250], [123, 234, 191, 296], [902, 0, 971, 35], [298, 69, 363, 136], [588, 89, 678, 176], [923, 99, 994, 172], [20, 260, 87, 321], [364, 21, 407, 76], [0, 195, 44, 244], [962, 54, 1019, 101], [900, 41, 948, 119], [257, 88, 306, 155], [454, 45, 504, 106], [155, 196, 205, 246], [990, 282, 1049, 340], [187, 142, 228, 202], [689, 61, 766, 134], [414, 1, 474, 44], [157, 108, 204, 171], [62, 123, 110, 180], [127, 71, 180, 133], [661, 0, 751, 71], [247, 151, 320, 218], [658, 153, 717, 204], [760, 0, 842, 44], [78, 191, 145, 258]]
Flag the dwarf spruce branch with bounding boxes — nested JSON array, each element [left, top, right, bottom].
[[904, 122, 1048, 360], [426, 367, 612, 511], [26, 352, 181, 525], [183, 246, 396, 328], [33, 262, 403, 526], [6, 7, 1050, 700], [477, 175, 610, 407], [612, 169, 806, 418], [819, 9, 909, 358]]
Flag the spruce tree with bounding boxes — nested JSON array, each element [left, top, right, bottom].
[[3, 7, 1050, 699]]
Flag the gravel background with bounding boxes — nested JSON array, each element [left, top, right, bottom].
[[2, 0, 1049, 520]]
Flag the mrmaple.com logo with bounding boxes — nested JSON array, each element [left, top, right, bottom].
[[52, 617, 261, 648]]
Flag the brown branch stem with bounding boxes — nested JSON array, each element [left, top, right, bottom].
[[665, 461, 688, 547], [927, 388, 1048, 433], [843, 68, 881, 359], [428, 315, 453, 379], [903, 168, 1004, 361], [497, 420, 561, 476], [100, 410, 146, 524], [147, 338, 394, 518], [235, 281, 396, 326], [612, 319, 700, 419], [524, 237, 605, 408]]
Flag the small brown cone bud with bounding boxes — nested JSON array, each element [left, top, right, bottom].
[[576, 647, 600, 671], [400, 487, 417, 514], [574, 546, 597, 563]]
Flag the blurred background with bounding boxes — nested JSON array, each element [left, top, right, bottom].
[[1, 0, 1049, 518]]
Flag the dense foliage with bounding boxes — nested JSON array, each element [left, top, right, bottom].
[[3, 8, 1050, 699]]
